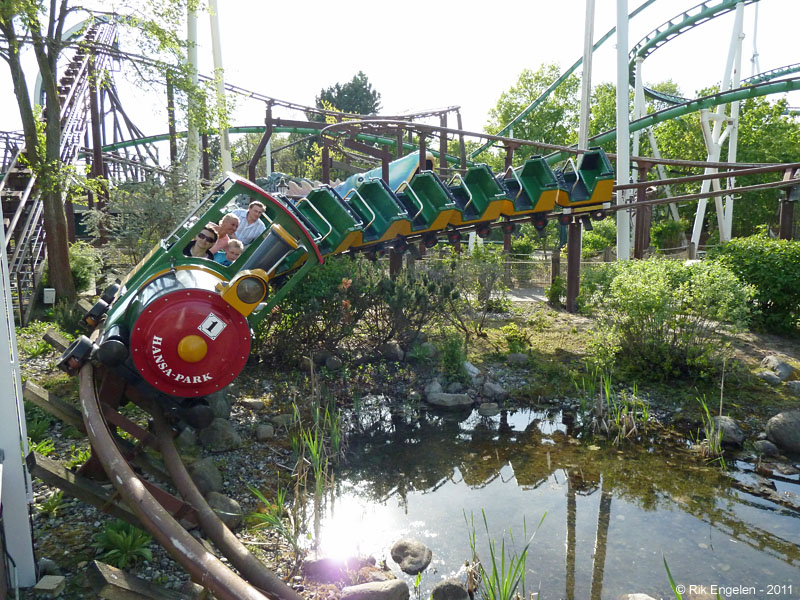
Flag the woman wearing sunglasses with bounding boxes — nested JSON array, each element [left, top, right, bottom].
[[183, 224, 219, 259]]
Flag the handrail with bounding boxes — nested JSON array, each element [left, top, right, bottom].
[[448, 173, 473, 213], [395, 181, 424, 220], [503, 165, 525, 199], [295, 196, 333, 243], [343, 188, 376, 230]]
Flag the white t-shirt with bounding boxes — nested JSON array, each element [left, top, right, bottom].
[[232, 208, 267, 246]]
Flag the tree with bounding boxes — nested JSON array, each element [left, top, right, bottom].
[[315, 70, 381, 118], [485, 63, 580, 162], [0, 1, 197, 299]]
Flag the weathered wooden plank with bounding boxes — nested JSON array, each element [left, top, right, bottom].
[[22, 381, 85, 432], [87, 561, 194, 600], [42, 328, 71, 352], [25, 452, 140, 528]]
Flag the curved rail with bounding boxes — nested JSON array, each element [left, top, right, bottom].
[[79, 363, 268, 600]]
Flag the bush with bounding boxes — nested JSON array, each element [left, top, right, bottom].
[[650, 218, 687, 250], [707, 235, 800, 333], [581, 218, 617, 258], [436, 329, 468, 381], [546, 275, 566, 307], [582, 257, 753, 380], [42, 240, 103, 293]]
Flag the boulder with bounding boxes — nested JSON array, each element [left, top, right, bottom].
[[478, 402, 500, 417], [753, 439, 780, 457], [482, 381, 508, 400], [463, 361, 480, 378], [710, 416, 744, 446], [506, 353, 528, 366], [785, 380, 800, 395], [757, 371, 783, 386], [761, 355, 795, 381], [426, 393, 472, 408], [303, 557, 348, 583], [390, 538, 432, 575], [255, 423, 275, 442], [174, 426, 198, 450], [239, 397, 265, 411], [205, 491, 243, 529], [446, 381, 464, 393], [325, 355, 344, 371], [340, 580, 409, 600], [766, 410, 800, 453], [431, 580, 469, 600], [424, 380, 443, 395], [206, 389, 231, 419], [271, 414, 294, 428], [187, 457, 223, 495], [198, 418, 242, 452], [380, 341, 405, 362]]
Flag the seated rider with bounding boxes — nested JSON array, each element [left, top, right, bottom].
[[183, 224, 218, 259], [214, 239, 244, 266], [209, 212, 240, 254], [232, 201, 267, 246]]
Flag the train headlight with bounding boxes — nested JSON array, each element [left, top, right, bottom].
[[221, 269, 269, 316]]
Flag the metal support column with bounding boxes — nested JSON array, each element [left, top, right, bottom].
[[633, 160, 651, 259], [566, 221, 581, 313]]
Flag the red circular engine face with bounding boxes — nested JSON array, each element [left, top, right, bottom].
[[130, 289, 251, 397]]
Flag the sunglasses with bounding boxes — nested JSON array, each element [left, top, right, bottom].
[[197, 232, 217, 242]]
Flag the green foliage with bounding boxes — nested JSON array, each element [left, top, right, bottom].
[[246, 484, 302, 555], [436, 329, 468, 381], [650, 218, 687, 250], [93, 520, 153, 569], [465, 510, 545, 600], [546, 275, 565, 307], [38, 490, 64, 519], [580, 258, 753, 380], [51, 299, 85, 335], [26, 414, 52, 443], [500, 323, 530, 354], [581, 218, 617, 257], [406, 342, 433, 363], [28, 437, 55, 456], [42, 240, 103, 294], [65, 444, 92, 470], [315, 71, 381, 117], [708, 235, 800, 333]]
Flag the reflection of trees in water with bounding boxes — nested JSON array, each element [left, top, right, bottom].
[[337, 405, 800, 567]]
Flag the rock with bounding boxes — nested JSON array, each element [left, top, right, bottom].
[[198, 418, 242, 451], [239, 397, 265, 411], [313, 350, 334, 366], [187, 457, 223, 495], [174, 426, 198, 450], [463, 361, 480, 378], [753, 439, 780, 457], [390, 538, 432, 574], [761, 355, 795, 381], [271, 414, 294, 428], [431, 579, 469, 600], [766, 410, 800, 453], [180, 580, 210, 599], [380, 341, 405, 362], [785, 380, 800, 395], [38, 557, 62, 576], [205, 491, 243, 530], [357, 566, 395, 583], [482, 381, 508, 400], [506, 353, 528, 366], [255, 423, 275, 442], [446, 381, 464, 393], [757, 371, 783, 385], [419, 342, 438, 360], [303, 557, 348, 583], [341, 580, 409, 600], [478, 402, 500, 417], [426, 392, 472, 408], [206, 389, 231, 419], [325, 355, 344, 370], [424, 380, 443, 395], [31, 575, 65, 597], [710, 416, 744, 446]]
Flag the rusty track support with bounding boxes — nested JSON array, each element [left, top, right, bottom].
[[78, 364, 268, 600], [149, 404, 303, 600]]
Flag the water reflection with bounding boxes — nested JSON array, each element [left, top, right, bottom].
[[313, 402, 800, 599]]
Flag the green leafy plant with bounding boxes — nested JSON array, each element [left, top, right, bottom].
[[38, 490, 64, 518], [66, 444, 92, 470], [465, 509, 545, 600], [500, 323, 530, 354], [26, 414, 52, 443], [93, 520, 153, 569], [546, 275, 566, 307], [436, 329, 468, 381], [406, 342, 433, 363], [247, 484, 303, 555], [29, 437, 55, 456], [42, 240, 103, 294]]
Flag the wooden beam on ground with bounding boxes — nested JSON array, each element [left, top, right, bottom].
[[26, 452, 140, 528], [43, 328, 71, 352], [87, 561, 194, 600], [23, 381, 85, 432]]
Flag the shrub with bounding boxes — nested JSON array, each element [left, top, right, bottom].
[[436, 329, 468, 381], [707, 234, 800, 333], [581, 218, 617, 258], [582, 257, 753, 380], [650, 218, 687, 250], [42, 240, 103, 293], [546, 275, 566, 307], [501, 323, 530, 354]]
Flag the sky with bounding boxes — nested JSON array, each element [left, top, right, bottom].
[[2, 0, 799, 142]]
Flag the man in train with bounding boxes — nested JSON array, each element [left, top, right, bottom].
[[182, 224, 218, 259], [209, 212, 240, 254], [232, 200, 267, 246]]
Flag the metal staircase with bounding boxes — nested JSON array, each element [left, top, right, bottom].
[[0, 20, 117, 324]]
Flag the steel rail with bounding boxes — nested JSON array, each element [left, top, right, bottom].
[[78, 364, 268, 600]]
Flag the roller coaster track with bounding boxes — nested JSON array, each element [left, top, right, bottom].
[[67, 360, 304, 600], [0, 20, 118, 324]]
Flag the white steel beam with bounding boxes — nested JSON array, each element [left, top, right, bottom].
[[616, 0, 631, 260]]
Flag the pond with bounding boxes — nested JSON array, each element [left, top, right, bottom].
[[310, 399, 800, 600]]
